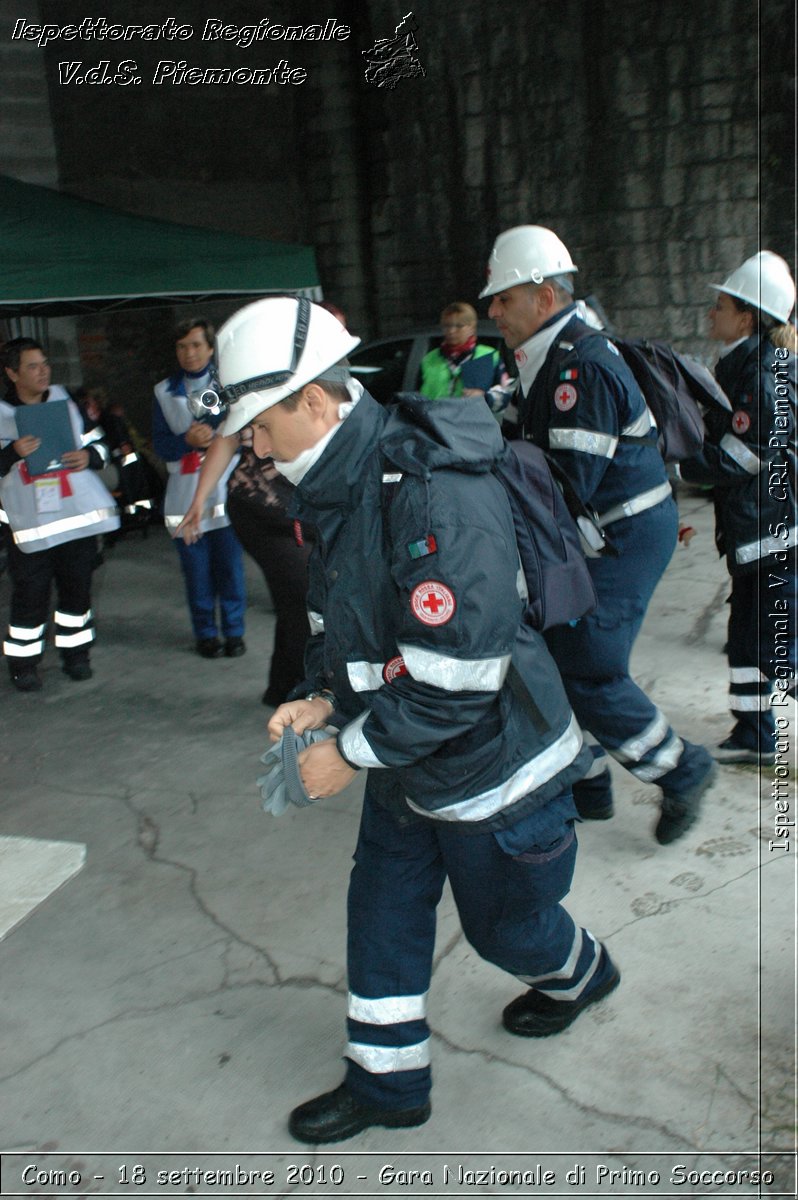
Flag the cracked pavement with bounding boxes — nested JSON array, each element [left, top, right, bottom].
[[0, 488, 794, 1189]]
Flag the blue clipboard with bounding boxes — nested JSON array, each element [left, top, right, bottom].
[[15, 399, 77, 476]]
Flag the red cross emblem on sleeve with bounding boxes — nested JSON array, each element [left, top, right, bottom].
[[732, 410, 751, 435], [410, 580, 456, 626], [555, 383, 578, 411]]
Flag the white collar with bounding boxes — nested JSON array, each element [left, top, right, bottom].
[[514, 309, 576, 395]]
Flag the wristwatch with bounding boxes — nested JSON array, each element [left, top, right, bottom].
[[305, 689, 337, 709]]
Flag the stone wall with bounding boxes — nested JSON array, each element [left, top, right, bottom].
[[22, 0, 794, 430], [304, 0, 787, 358]]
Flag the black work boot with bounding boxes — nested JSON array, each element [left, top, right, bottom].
[[10, 663, 43, 692], [62, 655, 92, 681], [656, 760, 718, 844], [503, 951, 621, 1037], [288, 1083, 431, 1144]]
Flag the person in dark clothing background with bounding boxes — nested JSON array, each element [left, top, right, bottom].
[[682, 251, 797, 764]]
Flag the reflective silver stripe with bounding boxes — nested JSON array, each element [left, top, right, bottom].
[[406, 714, 582, 823], [516, 563, 528, 601], [549, 428, 618, 459], [120, 452, 139, 467], [13, 507, 119, 545], [338, 711, 387, 769], [597, 481, 672, 528], [55, 628, 94, 649], [720, 433, 762, 474], [164, 504, 225, 532], [521, 929, 605, 1000], [397, 644, 511, 693], [92, 442, 111, 465], [519, 927, 588, 986], [536, 940, 602, 1001], [3, 638, 44, 657], [730, 666, 767, 684], [0, 508, 8, 525], [622, 408, 656, 437], [54, 609, 91, 628], [382, 472, 403, 484], [348, 991, 428, 1025], [629, 735, 684, 782], [82, 427, 105, 447], [347, 660, 385, 692], [737, 525, 798, 565], [346, 1039, 431, 1073], [732, 694, 771, 712], [308, 610, 325, 636], [614, 710, 670, 764], [9, 623, 46, 639]]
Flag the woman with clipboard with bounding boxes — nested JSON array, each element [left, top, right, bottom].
[[0, 338, 119, 692]]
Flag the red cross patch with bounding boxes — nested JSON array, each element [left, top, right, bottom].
[[410, 581, 456, 626], [732, 410, 751, 435], [554, 383, 578, 412], [383, 655, 408, 683]]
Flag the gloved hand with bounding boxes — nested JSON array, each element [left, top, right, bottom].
[[257, 727, 336, 816]]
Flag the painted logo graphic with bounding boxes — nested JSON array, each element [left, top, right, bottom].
[[554, 383, 578, 412], [410, 581, 456, 626], [363, 11, 425, 89]]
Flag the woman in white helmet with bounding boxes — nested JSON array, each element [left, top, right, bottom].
[[682, 251, 797, 763]]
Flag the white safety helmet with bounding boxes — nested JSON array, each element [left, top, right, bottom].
[[709, 251, 796, 324], [479, 225, 578, 299], [216, 297, 360, 436]]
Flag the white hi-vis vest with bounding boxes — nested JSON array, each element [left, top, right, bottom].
[[154, 379, 237, 536], [0, 389, 120, 553]]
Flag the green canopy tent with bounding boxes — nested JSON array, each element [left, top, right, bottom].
[[0, 174, 320, 316]]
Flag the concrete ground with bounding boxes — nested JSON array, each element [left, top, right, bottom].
[[0, 488, 794, 1198]]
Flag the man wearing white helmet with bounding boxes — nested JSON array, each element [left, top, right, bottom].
[[482, 226, 717, 843], [682, 251, 797, 764], [214, 296, 620, 1143]]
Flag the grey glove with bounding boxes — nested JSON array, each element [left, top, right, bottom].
[[257, 727, 335, 816]]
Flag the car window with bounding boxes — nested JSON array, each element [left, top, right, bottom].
[[348, 339, 415, 405]]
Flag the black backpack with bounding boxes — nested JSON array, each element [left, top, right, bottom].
[[382, 404, 603, 632], [493, 439, 600, 630], [563, 327, 731, 462]]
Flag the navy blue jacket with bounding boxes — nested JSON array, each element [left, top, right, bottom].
[[291, 390, 590, 831], [519, 312, 669, 517], [682, 334, 797, 574]]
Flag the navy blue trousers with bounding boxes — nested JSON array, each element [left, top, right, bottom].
[[174, 524, 246, 641], [344, 788, 611, 1110], [727, 563, 797, 748], [546, 498, 711, 800]]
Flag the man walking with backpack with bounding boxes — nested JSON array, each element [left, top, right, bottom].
[[211, 296, 620, 1143], [482, 225, 716, 844]]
